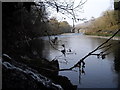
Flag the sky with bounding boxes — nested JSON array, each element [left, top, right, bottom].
[[49, 0, 114, 25]]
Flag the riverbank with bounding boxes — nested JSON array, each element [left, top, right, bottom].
[[85, 35, 120, 40], [61, 32, 120, 40]]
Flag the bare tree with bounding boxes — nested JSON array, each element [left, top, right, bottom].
[[34, 0, 87, 30]]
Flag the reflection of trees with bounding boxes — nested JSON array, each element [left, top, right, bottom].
[[29, 39, 45, 58], [78, 60, 85, 84], [113, 44, 120, 88], [113, 46, 120, 72]]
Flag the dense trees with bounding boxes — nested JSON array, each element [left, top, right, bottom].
[[48, 17, 72, 35], [3, 2, 47, 56], [2, 2, 72, 56]]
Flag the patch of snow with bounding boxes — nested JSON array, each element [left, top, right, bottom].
[[3, 54, 12, 60], [2, 61, 63, 90]]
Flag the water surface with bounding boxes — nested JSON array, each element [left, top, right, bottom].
[[40, 33, 120, 88]]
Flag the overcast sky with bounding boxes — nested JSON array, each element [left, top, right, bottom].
[[50, 0, 113, 25]]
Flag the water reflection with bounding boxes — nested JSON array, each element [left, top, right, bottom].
[[37, 34, 120, 88], [78, 60, 86, 84], [112, 44, 120, 89], [29, 39, 46, 58]]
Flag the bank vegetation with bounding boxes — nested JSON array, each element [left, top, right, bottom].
[[77, 10, 120, 36]]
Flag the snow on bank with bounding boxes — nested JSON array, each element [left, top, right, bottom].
[[2, 54, 63, 90]]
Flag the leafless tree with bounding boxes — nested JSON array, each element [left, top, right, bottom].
[[34, 0, 87, 29]]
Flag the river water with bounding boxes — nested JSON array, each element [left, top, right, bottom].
[[38, 33, 120, 88]]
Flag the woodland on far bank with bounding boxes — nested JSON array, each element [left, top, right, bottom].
[[76, 10, 120, 36]]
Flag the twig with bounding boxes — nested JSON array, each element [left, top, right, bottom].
[[99, 43, 112, 49], [45, 31, 61, 52]]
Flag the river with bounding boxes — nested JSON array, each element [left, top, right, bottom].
[[36, 33, 120, 89]]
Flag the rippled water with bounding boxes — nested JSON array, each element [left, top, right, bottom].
[[38, 33, 120, 88]]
